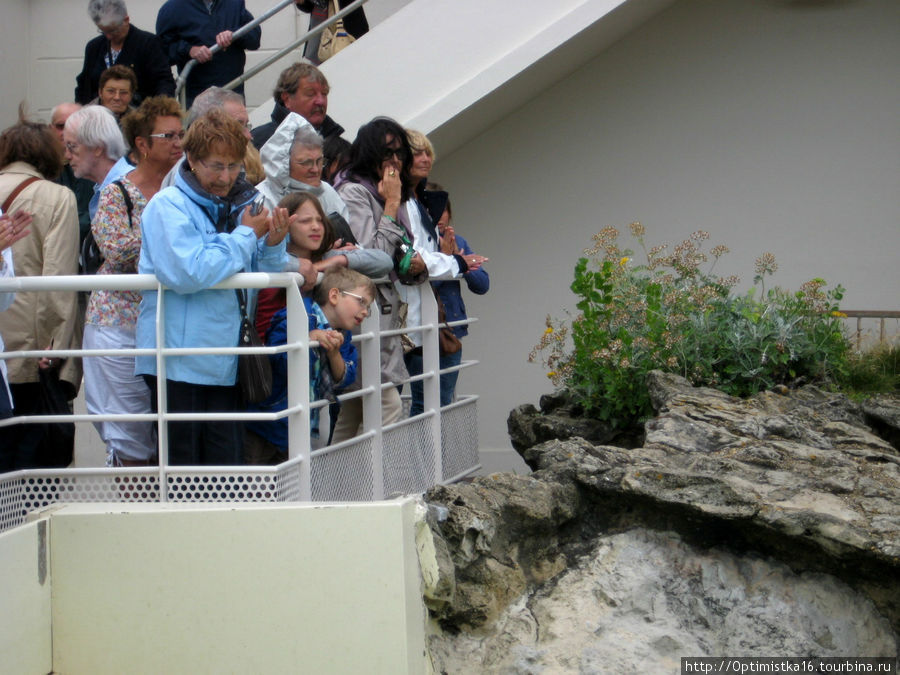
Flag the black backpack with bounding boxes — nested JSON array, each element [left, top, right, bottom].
[[81, 180, 133, 275]]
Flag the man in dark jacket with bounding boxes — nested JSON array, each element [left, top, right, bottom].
[[251, 62, 344, 150], [75, 0, 175, 106], [156, 0, 261, 108]]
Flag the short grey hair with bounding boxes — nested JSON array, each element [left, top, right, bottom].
[[65, 105, 127, 160], [187, 87, 246, 127], [88, 0, 128, 26], [290, 125, 324, 154]]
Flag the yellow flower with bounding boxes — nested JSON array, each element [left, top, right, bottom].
[[619, 256, 629, 267], [546, 371, 557, 378], [544, 326, 554, 335], [831, 311, 847, 318]]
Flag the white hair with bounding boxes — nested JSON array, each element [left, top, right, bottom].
[[291, 125, 324, 154], [88, 0, 127, 26], [65, 105, 127, 160]]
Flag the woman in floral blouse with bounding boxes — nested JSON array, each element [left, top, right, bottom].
[[83, 96, 183, 466]]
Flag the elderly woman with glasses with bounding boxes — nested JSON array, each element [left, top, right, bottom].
[[134, 109, 289, 466], [256, 112, 349, 225], [82, 96, 184, 467], [75, 0, 175, 106]]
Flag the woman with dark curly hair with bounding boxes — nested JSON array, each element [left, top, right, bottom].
[[82, 96, 184, 466]]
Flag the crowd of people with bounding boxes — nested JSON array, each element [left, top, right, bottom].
[[0, 0, 489, 471]]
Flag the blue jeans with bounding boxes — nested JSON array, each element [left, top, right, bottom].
[[405, 349, 463, 417]]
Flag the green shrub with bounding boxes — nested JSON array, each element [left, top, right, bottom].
[[530, 224, 851, 429], [839, 343, 900, 396]]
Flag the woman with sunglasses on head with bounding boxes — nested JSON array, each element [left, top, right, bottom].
[[83, 96, 184, 467], [135, 109, 289, 466]]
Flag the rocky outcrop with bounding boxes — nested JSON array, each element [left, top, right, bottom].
[[424, 373, 900, 672]]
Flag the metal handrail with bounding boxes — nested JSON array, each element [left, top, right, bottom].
[[175, 0, 371, 107], [0, 272, 481, 516], [175, 0, 297, 106], [223, 0, 370, 94]]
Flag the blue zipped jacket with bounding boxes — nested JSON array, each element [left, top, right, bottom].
[[135, 162, 286, 386], [245, 297, 358, 450]]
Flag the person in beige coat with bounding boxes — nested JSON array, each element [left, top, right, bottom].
[[0, 112, 81, 470]]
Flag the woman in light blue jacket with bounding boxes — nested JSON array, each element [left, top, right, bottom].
[[135, 109, 288, 465]]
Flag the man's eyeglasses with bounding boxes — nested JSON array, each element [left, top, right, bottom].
[[340, 290, 371, 309], [64, 142, 79, 154], [148, 131, 186, 142]]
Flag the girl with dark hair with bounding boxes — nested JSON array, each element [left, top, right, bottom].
[[330, 117, 428, 442]]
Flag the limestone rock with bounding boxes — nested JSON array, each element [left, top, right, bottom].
[[507, 388, 619, 456], [428, 529, 898, 673], [426, 373, 900, 671]]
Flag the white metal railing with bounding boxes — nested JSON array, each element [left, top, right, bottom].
[[175, 0, 372, 107], [0, 273, 480, 532]]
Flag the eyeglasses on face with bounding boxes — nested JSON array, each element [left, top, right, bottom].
[[340, 290, 371, 309], [197, 159, 243, 174], [97, 23, 125, 37], [148, 131, 186, 142], [102, 88, 132, 98], [64, 142, 80, 154], [293, 156, 325, 170]]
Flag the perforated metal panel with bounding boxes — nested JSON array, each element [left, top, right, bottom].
[[0, 401, 481, 534], [441, 396, 480, 481], [275, 460, 303, 502], [166, 472, 278, 502], [0, 475, 26, 532], [311, 437, 374, 502], [382, 417, 436, 497]]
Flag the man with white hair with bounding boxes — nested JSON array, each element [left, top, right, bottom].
[[51, 102, 94, 246], [62, 105, 131, 219], [75, 0, 175, 106]]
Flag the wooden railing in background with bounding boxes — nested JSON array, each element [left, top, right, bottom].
[[840, 311, 900, 351]]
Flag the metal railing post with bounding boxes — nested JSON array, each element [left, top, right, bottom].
[[419, 285, 443, 485], [285, 278, 311, 499], [154, 281, 169, 502], [359, 309, 384, 500]]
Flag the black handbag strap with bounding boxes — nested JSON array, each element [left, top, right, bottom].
[[112, 180, 134, 229]]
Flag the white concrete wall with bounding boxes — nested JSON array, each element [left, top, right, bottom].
[[0, 499, 427, 674], [0, 520, 52, 675], [431, 0, 900, 452], [0, 0, 30, 126]]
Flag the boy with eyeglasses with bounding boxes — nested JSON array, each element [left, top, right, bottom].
[[244, 268, 375, 464]]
